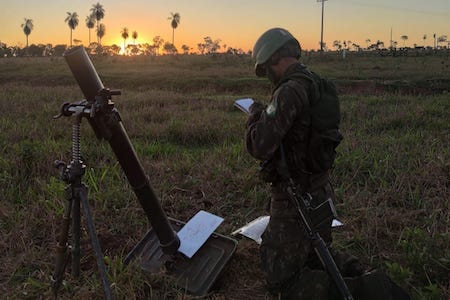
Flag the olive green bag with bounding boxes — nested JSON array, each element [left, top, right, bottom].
[[294, 70, 343, 173]]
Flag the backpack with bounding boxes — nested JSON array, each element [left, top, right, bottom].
[[259, 67, 343, 182], [294, 69, 343, 173]]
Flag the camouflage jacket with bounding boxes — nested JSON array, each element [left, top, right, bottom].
[[246, 62, 326, 190]]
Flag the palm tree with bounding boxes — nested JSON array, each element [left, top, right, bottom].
[[132, 31, 138, 45], [422, 34, 427, 47], [91, 3, 105, 44], [65, 12, 79, 47], [97, 23, 106, 45], [21, 18, 34, 48], [401, 35, 408, 47], [86, 14, 96, 45], [168, 12, 180, 45], [121, 27, 129, 54]]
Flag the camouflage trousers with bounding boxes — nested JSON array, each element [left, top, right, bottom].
[[260, 182, 363, 300], [260, 183, 411, 300]]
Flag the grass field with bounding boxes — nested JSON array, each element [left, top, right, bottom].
[[0, 52, 449, 299]]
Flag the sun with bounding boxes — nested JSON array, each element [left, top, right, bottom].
[[105, 34, 155, 55], [110, 39, 125, 55]]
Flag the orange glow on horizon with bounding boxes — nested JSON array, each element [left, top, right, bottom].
[[1, 1, 448, 53]]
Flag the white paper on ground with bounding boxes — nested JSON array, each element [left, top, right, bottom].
[[332, 219, 343, 227], [177, 210, 224, 258], [231, 215, 269, 244], [232, 215, 344, 244]]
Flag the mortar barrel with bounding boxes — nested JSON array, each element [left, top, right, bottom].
[[63, 46, 180, 254]]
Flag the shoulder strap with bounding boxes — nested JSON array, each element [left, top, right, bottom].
[[283, 68, 321, 105]]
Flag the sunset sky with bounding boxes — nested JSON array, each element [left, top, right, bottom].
[[1, 0, 449, 52]]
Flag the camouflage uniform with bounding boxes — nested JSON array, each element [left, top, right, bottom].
[[246, 62, 361, 299], [246, 62, 412, 300]]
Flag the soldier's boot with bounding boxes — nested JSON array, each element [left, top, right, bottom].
[[280, 268, 331, 300], [330, 249, 365, 277], [331, 269, 411, 300]]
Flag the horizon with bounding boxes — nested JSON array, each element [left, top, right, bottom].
[[1, 0, 449, 52]]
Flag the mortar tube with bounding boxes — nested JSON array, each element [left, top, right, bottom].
[[63, 46, 180, 254], [107, 120, 180, 254]]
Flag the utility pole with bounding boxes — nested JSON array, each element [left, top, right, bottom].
[[317, 0, 328, 52]]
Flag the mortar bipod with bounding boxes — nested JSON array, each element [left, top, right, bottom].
[[51, 113, 112, 300]]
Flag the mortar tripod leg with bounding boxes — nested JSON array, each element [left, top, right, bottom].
[[72, 190, 81, 278], [51, 186, 73, 297], [79, 184, 113, 300]]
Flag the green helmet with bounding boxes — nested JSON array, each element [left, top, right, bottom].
[[252, 28, 301, 76]]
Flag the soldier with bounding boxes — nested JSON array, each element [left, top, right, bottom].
[[245, 28, 411, 299]]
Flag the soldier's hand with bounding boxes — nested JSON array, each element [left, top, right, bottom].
[[249, 101, 265, 114], [246, 101, 265, 125]]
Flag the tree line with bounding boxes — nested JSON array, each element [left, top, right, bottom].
[[6, 2, 448, 57], [0, 36, 248, 57], [3, 2, 249, 57], [329, 34, 448, 52]]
